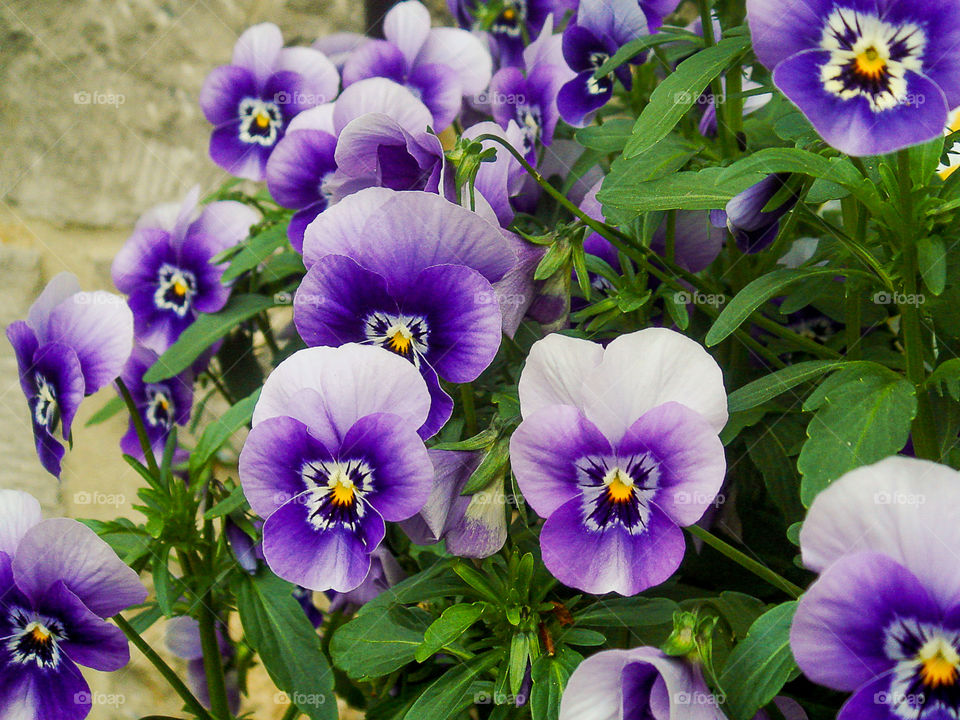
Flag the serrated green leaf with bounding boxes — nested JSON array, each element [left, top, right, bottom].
[[416, 603, 484, 662], [189, 388, 260, 478], [221, 224, 288, 283], [332, 605, 433, 678]]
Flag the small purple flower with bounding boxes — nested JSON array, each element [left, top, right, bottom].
[[239, 345, 435, 592], [165, 616, 241, 714], [710, 174, 798, 254], [200, 23, 340, 180], [7, 273, 134, 477], [559, 646, 723, 720], [557, 0, 650, 127], [401, 450, 508, 558], [296, 188, 517, 438], [118, 345, 193, 462], [112, 186, 259, 352], [510, 329, 727, 595], [746, 0, 960, 156], [328, 546, 406, 613], [342, 0, 492, 130], [0, 489, 147, 720]]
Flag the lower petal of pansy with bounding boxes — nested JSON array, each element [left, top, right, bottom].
[[407, 62, 462, 131], [418, 363, 454, 440], [557, 71, 612, 127], [288, 202, 328, 253], [261, 493, 385, 592], [773, 49, 949, 157], [511, 405, 612, 518], [0, 657, 92, 720], [540, 496, 685, 595], [210, 122, 269, 181], [40, 581, 129, 672], [836, 676, 905, 720]]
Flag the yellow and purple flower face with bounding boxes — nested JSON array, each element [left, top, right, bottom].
[[747, 0, 960, 156]]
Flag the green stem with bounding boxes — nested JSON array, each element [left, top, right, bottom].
[[113, 615, 215, 720], [116, 377, 159, 477], [685, 526, 804, 599], [281, 705, 301, 720], [460, 383, 479, 437], [664, 210, 677, 265], [697, 0, 734, 156]]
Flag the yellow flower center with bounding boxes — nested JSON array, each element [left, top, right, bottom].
[[328, 469, 356, 506], [502, 7, 515, 20], [855, 47, 887, 78], [918, 638, 960, 689], [173, 279, 188, 297], [604, 468, 634, 503], [386, 326, 414, 355], [29, 624, 52, 645]]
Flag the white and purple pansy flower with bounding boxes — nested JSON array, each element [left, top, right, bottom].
[[559, 646, 724, 720], [238, 344, 435, 592], [6, 273, 134, 478], [341, 0, 492, 131], [118, 345, 193, 462], [710, 174, 799, 255], [510, 328, 727, 595], [791, 456, 960, 720], [111, 186, 259, 352], [746, 0, 960, 156], [449, 0, 575, 67], [295, 188, 518, 439], [199, 23, 340, 180], [327, 546, 406, 613], [557, 0, 651, 127], [0, 489, 147, 719]]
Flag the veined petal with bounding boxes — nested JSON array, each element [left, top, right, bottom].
[[0, 490, 42, 557], [517, 333, 604, 417], [384, 0, 432, 68]]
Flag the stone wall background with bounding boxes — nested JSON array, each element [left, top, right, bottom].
[[0, 1, 424, 717]]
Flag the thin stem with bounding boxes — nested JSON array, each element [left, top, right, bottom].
[[281, 705, 301, 720], [664, 210, 677, 265], [685, 525, 804, 599], [116, 377, 159, 477], [113, 615, 215, 720], [460, 383, 478, 437], [698, 0, 734, 156]]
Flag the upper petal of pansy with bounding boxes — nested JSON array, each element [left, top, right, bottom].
[[332, 113, 420, 184], [315, 32, 369, 69], [253, 344, 431, 437], [199, 65, 258, 126], [800, 455, 960, 609], [41, 581, 130, 671], [400, 264, 504, 383], [745, 0, 832, 70], [407, 63, 462, 130], [13, 518, 147, 618], [517, 333, 604, 417], [511, 405, 612, 518], [302, 188, 517, 291], [112, 227, 171, 293], [266, 128, 338, 210], [0, 489, 42, 557], [618, 402, 726, 527], [26, 272, 81, 337], [342, 39, 408, 87], [416, 27, 493, 97], [186, 200, 259, 258], [576, 0, 649, 49], [790, 551, 940, 692], [384, 0, 432, 68], [338, 412, 433, 521], [232, 23, 284, 89], [581, 328, 727, 442], [239, 414, 336, 518], [332, 78, 432, 136], [45, 291, 134, 394], [276, 46, 340, 106], [401, 449, 477, 543], [557, 69, 612, 127], [287, 103, 336, 134]]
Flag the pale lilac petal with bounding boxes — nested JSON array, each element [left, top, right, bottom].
[[232, 23, 284, 88], [187, 200, 259, 257], [417, 27, 493, 97], [287, 103, 336, 133], [0, 489, 42, 556], [26, 272, 80, 337], [384, 0, 432, 68], [332, 78, 433, 136], [314, 32, 369, 70], [276, 46, 340, 106], [165, 616, 204, 660], [517, 333, 604, 417]]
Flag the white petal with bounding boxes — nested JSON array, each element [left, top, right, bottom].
[[27, 272, 81, 336], [384, 1, 432, 69], [416, 27, 492, 97], [518, 333, 604, 417], [0, 489, 42, 557], [232, 23, 284, 88]]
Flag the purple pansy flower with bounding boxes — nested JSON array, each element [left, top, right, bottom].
[[401, 450, 508, 558], [710, 174, 799, 254], [0, 489, 147, 719], [238, 345, 435, 592], [165, 616, 241, 714], [7, 273, 134, 477], [342, 0, 492, 131], [557, 0, 650, 127], [296, 188, 517, 438], [489, 15, 573, 159], [118, 345, 193, 462], [112, 186, 259, 352], [200, 23, 339, 180], [792, 456, 960, 720], [328, 546, 406, 613], [746, 0, 960, 156], [559, 646, 724, 720], [510, 329, 727, 595], [448, 0, 574, 67]]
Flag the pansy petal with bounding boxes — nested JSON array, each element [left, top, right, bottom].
[[342, 39, 407, 87], [511, 405, 612, 517], [200, 65, 257, 126], [289, 204, 327, 253], [26, 272, 81, 336], [418, 362, 455, 440], [287, 103, 336, 133], [33, 341, 85, 440], [745, 0, 833, 70], [276, 46, 339, 105], [558, 649, 630, 720], [384, 0, 432, 68], [541, 498, 685, 595], [0, 657, 91, 720], [581, 328, 727, 442], [232, 23, 283, 88], [790, 552, 939, 691], [40, 581, 130, 671], [416, 27, 493, 97], [557, 70, 612, 127], [332, 78, 432, 135], [187, 200, 259, 257], [407, 63, 462, 130], [835, 677, 898, 720], [210, 122, 269, 181], [518, 333, 604, 416], [400, 449, 476, 542], [0, 490, 42, 557], [12, 518, 147, 618], [266, 129, 338, 209]]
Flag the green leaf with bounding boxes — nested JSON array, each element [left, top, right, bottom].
[[575, 118, 635, 153], [221, 224, 288, 283], [599, 166, 752, 218], [430, 425, 499, 451], [705, 268, 859, 347], [360, 561, 468, 616], [624, 35, 751, 157], [927, 359, 960, 401], [84, 395, 125, 427], [144, 294, 275, 382], [509, 632, 531, 695], [403, 652, 502, 720], [918, 236, 947, 295], [260, 250, 307, 283], [332, 605, 433, 679], [202, 484, 248, 520], [235, 570, 337, 720], [152, 545, 177, 617], [726, 360, 854, 412], [798, 364, 917, 506], [416, 603, 484, 662], [530, 649, 582, 720], [594, 32, 692, 76], [573, 597, 678, 628], [189, 388, 261, 477], [558, 628, 606, 646], [461, 437, 510, 495], [746, 416, 807, 525], [718, 602, 798, 720]]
